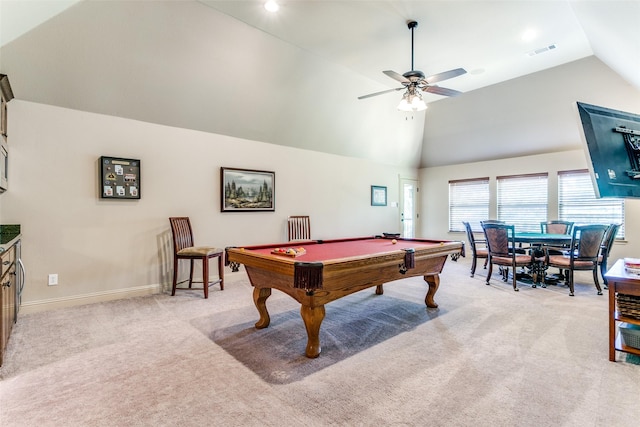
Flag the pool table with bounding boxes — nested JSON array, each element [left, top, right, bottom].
[[225, 236, 464, 358]]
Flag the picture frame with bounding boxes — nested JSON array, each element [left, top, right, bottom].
[[371, 185, 387, 206], [221, 167, 275, 212], [100, 156, 141, 199]]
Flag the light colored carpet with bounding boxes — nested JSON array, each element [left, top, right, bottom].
[[1, 257, 639, 426]]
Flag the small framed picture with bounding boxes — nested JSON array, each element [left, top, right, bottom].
[[371, 185, 387, 206]]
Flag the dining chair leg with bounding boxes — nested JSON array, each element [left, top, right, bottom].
[[486, 263, 493, 285], [189, 259, 195, 288], [568, 270, 575, 296], [218, 255, 224, 290], [203, 256, 209, 299], [470, 256, 477, 277], [601, 262, 609, 288], [511, 272, 519, 292], [593, 268, 602, 295], [171, 257, 179, 296]]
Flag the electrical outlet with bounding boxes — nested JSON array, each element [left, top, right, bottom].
[[48, 274, 58, 286]]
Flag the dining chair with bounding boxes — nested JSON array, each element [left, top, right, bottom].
[[462, 221, 488, 277], [287, 215, 311, 241], [598, 223, 620, 288], [540, 220, 574, 277], [482, 222, 537, 291], [544, 224, 609, 296], [169, 217, 224, 299], [540, 220, 574, 235]]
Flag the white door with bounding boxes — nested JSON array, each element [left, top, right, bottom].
[[400, 178, 418, 238]]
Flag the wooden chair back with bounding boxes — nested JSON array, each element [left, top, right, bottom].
[[541, 220, 573, 235], [463, 221, 483, 255], [600, 223, 620, 285], [601, 223, 620, 256], [169, 217, 194, 253], [288, 216, 311, 241], [482, 222, 513, 258], [573, 225, 609, 262]]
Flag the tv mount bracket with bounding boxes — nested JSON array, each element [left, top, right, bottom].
[[614, 126, 640, 178]]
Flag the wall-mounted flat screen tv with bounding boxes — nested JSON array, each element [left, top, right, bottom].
[[576, 101, 640, 198]]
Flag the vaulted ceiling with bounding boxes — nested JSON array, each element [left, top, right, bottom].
[[1, 1, 639, 168]]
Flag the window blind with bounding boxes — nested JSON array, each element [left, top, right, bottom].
[[497, 173, 548, 232], [558, 170, 625, 238], [449, 178, 490, 232]]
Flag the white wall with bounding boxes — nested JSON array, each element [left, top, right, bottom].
[[419, 150, 640, 263], [2, 101, 415, 312], [421, 56, 640, 168]]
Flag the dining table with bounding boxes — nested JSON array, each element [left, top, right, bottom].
[[513, 232, 573, 287], [513, 232, 573, 246]]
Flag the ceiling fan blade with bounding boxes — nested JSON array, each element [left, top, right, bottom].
[[383, 70, 410, 84], [358, 87, 405, 100], [425, 68, 467, 84], [423, 85, 463, 97]]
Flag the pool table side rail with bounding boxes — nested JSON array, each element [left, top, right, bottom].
[[244, 254, 453, 307]]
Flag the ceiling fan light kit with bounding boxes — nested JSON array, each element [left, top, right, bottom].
[[398, 91, 427, 112], [358, 20, 466, 112]]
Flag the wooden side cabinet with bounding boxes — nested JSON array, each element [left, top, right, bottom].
[[605, 259, 640, 362], [0, 244, 16, 366]]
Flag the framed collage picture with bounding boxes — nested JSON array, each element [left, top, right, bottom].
[[100, 156, 141, 199]]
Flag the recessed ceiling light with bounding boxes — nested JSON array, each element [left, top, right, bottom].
[[521, 28, 537, 42], [264, 1, 280, 12]]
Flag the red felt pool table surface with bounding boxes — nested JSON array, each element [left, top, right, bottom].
[[226, 236, 464, 358], [247, 237, 450, 262]]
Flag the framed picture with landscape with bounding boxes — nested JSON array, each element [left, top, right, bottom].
[[221, 167, 275, 212]]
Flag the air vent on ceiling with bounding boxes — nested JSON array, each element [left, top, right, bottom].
[[527, 44, 557, 57]]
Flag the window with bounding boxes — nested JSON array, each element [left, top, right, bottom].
[[449, 178, 489, 232], [497, 173, 548, 232], [558, 170, 625, 238]]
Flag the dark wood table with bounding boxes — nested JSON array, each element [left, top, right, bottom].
[[226, 236, 463, 358], [605, 259, 640, 362]]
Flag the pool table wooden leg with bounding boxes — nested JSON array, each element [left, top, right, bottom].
[[375, 284, 384, 295], [301, 304, 325, 358], [424, 274, 440, 308], [253, 287, 271, 329]]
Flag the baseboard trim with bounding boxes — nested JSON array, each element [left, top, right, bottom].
[[19, 270, 247, 315], [19, 284, 163, 315]]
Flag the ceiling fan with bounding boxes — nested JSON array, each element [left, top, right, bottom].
[[358, 20, 466, 111]]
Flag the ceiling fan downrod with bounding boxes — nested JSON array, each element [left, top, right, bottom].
[[408, 20, 417, 71], [403, 20, 424, 81]]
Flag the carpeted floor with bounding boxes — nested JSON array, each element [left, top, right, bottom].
[[1, 257, 639, 426]]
